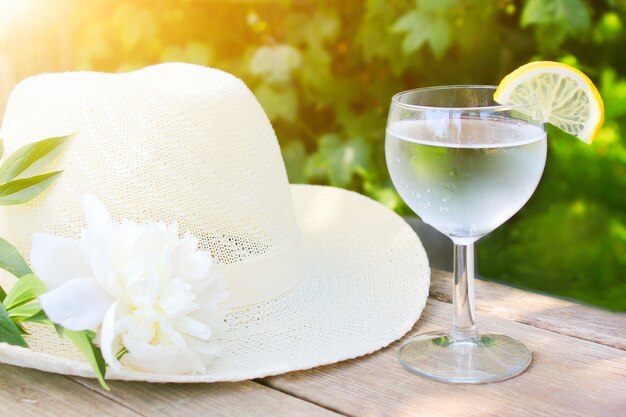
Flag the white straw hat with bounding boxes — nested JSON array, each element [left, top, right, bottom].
[[0, 63, 429, 382]]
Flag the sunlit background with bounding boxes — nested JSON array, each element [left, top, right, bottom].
[[1, 0, 625, 310]]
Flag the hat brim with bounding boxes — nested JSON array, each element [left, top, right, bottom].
[[0, 185, 430, 382]]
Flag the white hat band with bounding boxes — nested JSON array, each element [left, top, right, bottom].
[[217, 232, 303, 309]]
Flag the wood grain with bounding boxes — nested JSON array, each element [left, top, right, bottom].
[[73, 377, 342, 417], [429, 269, 626, 350], [0, 363, 139, 417], [264, 299, 626, 417]]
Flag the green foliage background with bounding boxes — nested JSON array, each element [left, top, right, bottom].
[[45, 0, 626, 310]]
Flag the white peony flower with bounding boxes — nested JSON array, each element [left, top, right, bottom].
[[33, 195, 229, 374]]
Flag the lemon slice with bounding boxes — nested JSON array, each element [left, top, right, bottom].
[[494, 61, 604, 144]]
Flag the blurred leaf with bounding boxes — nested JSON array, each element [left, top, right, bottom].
[[357, 0, 406, 67], [112, 4, 159, 52], [600, 68, 626, 120], [391, 1, 455, 58], [363, 182, 403, 211], [162, 42, 213, 66], [0, 171, 63, 205], [282, 141, 308, 183], [593, 12, 623, 43], [286, 9, 340, 47], [521, 0, 590, 50], [481, 200, 625, 310], [308, 134, 370, 187], [254, 84, 298, 123], [250, 45, 302, 84], [296, 44, 334, 101], [521, 0, 589, 29], [0, 237, 33, 279]]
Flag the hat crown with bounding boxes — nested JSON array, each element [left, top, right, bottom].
[[0, 63, 300, 305]]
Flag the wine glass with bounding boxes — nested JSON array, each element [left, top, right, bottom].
[[386, 85, 546, 384]]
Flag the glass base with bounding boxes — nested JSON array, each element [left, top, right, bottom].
[[398, 330, 532, 384]]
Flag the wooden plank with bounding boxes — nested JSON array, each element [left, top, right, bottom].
[[74, 377, 342, 417], [0, 363, 139, 417], [264, 299, 626, 417], [429, 269, 626, 350]]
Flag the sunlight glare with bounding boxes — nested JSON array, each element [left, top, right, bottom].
[[0, 0, 32, 25], [0, 0, 24, 11]]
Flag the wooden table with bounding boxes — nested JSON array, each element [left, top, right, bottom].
[[2, 269, 625, 417]]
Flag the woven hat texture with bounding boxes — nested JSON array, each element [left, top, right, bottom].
[[0, 63, 430, 382]]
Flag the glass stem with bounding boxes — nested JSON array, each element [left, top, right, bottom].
[[452, 242, 478, 341]]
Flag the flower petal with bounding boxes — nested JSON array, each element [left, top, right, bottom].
[[82, 194, 112, 232], [171, 316, 212, 341], [126, 271, 161, 308], [156, 316, 187, 348], [121, 336, 205, 374], [30, 234, 92, 290], [39, 277, 113, 331], [159, 279, 197, 317], [171, 251, 213, 284], [195, 270, 229, 313], [100, 301, 123, 372]]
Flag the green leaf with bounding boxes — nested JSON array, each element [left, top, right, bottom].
[[428, 18, 451, 59], [0, 171, 63, 205], [0, 236, 33, 279], [8, 302, 46, 323], [521, 0, 590, 50], [64, 329, 109, 391], [285, 9, 339, 47], [4, 274, 47, 311], [282, 141, 308, 183], [357, 0, 407, 70], [391, 10, 419, 33], [0, 302, 28, 347], [391, 7, 452, 58], [600, 68, 626, 120], [0, 139, 4, 160], [23, 310, 48, 324], [15, 321, 29, 335], [308, 134, 371, 187], [298, 45, 334, 97], [254, 84, 298, 123], [0, 134, 73, 183], [521, 0, 589, 28]]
